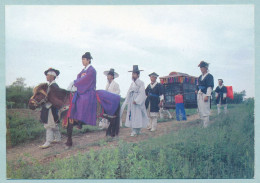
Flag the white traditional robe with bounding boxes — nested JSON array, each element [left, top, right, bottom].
[[105, 80, 120, 95], [197, 72, 213, 127], [122, 78, 148, 128]]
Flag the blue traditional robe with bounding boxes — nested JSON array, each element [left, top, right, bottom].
[[215, 85, 227, 104], [145, 82, 164, 112]]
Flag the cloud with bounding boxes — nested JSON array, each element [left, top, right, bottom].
[[5, 5, 254, 97]]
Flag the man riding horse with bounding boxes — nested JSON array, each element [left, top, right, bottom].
[[28, 52, 121, 149]]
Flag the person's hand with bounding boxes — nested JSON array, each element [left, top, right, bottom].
[[159, 101, 163, 107], [204, 96, 209, 102], [195, 90, 198, 94], [133, 101, 137, 105]]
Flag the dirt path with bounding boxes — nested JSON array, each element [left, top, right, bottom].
[[7, 113, 201, 165]]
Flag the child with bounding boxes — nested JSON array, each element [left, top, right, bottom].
[[175, 94, 187, 121]]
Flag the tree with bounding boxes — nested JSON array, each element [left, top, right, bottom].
[[6, 78, 33, 108]]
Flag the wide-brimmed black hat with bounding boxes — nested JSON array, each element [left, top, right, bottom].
[[128, 65, 144, 73], [148, 72, 159, 77], [218, 79, 223, 83], [44, 68, 60, 76], [198, 61, 209, 68], [104, 68, 119, 78], [82, 52, 93, 60]]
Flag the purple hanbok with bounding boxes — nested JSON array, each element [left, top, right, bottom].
[[69, 65, 120, 126]]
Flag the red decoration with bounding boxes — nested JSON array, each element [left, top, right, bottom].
[[226, 86, 234, 100]]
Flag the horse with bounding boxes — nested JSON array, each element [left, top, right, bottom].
[[28, 83, 120, 148]]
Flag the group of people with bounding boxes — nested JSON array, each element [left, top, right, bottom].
[[39, 51, 228, 148]]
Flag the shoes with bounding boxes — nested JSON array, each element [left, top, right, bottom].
[[77, 123, 82, 129], [147, 126, 151, 130], [130, 131, 137, 137], [39, 142, 51, 149], [150, 128, 156, 132], [51, 139, 61, 144]]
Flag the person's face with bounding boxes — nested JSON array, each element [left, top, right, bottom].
[[46, 74, 55, 82], [132, 72, 139, 81], [107, 74, 114, 82], [218, 80, 223, 86], [200, 67, 207, 74], [82, 58, 90, 67], [150, 76, 157, 83]]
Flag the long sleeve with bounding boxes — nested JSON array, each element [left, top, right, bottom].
[[145, 85, 149, 96], [205, 74, 214, 96], [159, 84, 164, 101], [113, 82, 120, 95], [134, 81, 147, 105], [223, 86, 227, 98], [215, 87, 219, 98], [74, 67, 96, 94], [206, 87, 212, 96]]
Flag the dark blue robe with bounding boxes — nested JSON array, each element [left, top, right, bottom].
[[196, 74, 214, 94], [145, 83, 164, 112], [215, 86, 227, 104]]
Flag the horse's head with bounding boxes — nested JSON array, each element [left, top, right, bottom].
[[28, 83, 48, 110]]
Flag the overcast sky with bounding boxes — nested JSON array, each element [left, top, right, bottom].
[[5, 5, 254, 97]]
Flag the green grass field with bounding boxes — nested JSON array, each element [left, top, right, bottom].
[[7, 100, 254, 179]]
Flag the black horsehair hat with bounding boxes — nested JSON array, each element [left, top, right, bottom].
[[82, 52, 93, 60], [198, 61, 209, 68], [103, 68, 119, 78], [149, 72, 159, 77], [44, 68, 60, 76], [218, 79, 224, 83], [128, 65, 144, 73]]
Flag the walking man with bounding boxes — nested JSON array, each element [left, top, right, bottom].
[[145, 72, 164, 132], [215, 79, 228, 114], [195, 61, 214, 128], [39, 68, 61, 149], [121, 65, 148, 136]]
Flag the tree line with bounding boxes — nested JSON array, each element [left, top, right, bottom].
[[6, 78, 251, 109]]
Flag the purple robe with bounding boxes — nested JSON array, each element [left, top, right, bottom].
[[69, 66, 121, 126], [70, 66, 97, 125], [96, 90, 120, 115]]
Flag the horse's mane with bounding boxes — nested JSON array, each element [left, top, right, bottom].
[[33, 83, 71, 101], [54, 88, 71, 101], [33, 83, 48, 94]]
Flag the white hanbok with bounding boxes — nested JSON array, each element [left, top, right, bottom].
[[121, 78, 148, 132]]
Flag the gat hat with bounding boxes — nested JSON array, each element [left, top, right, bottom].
[[148, 72, 159, 77], [198, 61, 209, 68], [82, 52, 93, 60], [44, 68, 60, 77], [218, 79, 224, 83], [103, 68, 119, 78], [128, 65, 144, 73]]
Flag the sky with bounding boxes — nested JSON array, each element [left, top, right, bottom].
[[5, 5, 254, 97]]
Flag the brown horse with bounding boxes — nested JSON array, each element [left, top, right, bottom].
[[28, 83, 120, 148]]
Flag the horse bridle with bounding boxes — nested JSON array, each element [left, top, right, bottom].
[[30, 90, 48, 108]]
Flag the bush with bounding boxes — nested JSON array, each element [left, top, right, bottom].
[[7, 112, 45, 147]]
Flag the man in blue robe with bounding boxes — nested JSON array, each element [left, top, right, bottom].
[[195, 61, 214, 128], [215, 79, 227, 114], [145, 72, 164, 132]]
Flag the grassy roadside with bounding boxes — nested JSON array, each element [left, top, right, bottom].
[[7, 101, 254, 179]]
